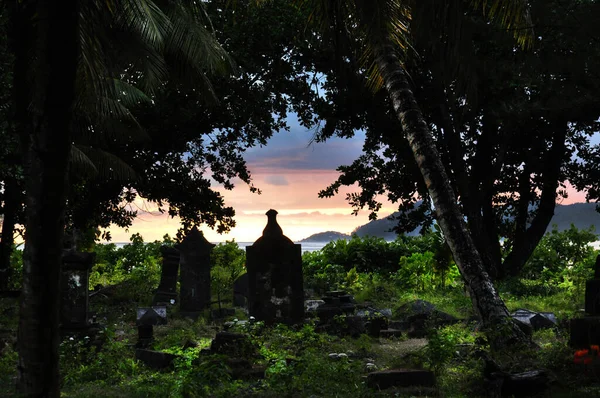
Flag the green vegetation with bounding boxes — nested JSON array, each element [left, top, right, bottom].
[[2, 229, 600, 397]]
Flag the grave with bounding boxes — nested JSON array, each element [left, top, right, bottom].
[[511, 309, 557, 331], [245, 209, 304, 325], [60, 250, 96, 330], [233, 273, 249, 307], [177, 227, 214, 315], [136, 306, 167, 348], [571, 255, 600, 348], [152, 246, 180, 305]]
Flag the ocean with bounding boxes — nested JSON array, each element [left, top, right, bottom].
[[113, 241, 329, 253]]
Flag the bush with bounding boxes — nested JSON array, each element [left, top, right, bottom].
[[210, 240, 245, 308], [521, 225, 598, 295]]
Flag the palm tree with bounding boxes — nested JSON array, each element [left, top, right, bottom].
[[12, 0, 231, 395], [287, 0, 533, 346]]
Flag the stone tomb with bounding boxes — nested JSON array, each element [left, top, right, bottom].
[[60, 250, 96, 329], [571, 255, 600, 347], [245, 209, 304, 325], [177, 227, 214, 314], [152, 245, 180, 305]]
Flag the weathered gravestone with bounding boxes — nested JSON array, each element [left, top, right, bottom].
[[60, 251, 96, 330], [152, 246, 180, 305], [571, 255, 600, 347], [233, 273, 249, 307], [136, 306, 167, 348], [177, 227, 214, 315], [246, 209, 304, 325]]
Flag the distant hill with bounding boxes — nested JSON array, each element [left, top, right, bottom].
[[299, 231, 351, 242], [546, 203, 600, 233], [352, 212, 421, 240], [297, 203, 600, 244]]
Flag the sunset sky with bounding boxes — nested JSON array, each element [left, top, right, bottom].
[[106, 117, 397, 243], [105, 116, 589, 244]]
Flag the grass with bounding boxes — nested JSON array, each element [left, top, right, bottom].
[[0, 277, 599, 397]]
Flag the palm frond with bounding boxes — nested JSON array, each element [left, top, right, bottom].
[[110, 0, 172, 49], [70, 145, 99, 178], [471, 0, 533, 47], [75, 145, 139, 181], [111, 78, 152, 108], [165, 1, 234, 75]]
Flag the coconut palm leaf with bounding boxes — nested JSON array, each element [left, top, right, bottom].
[[72, 145, 139, 181], [70, 145, 99, 178]]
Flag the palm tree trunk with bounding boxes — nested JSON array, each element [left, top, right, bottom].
[[16, 0, 79, 396], [373, 43, 526, 346]]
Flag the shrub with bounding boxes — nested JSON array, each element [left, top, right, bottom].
[[210, 240, 245, 308]]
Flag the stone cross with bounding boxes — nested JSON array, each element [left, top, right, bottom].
[[176, 227, 214, 313], [245, 209, 304, 325]]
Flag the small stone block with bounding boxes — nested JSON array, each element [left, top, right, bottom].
[[367, 369, 436, 390], [135, 349, 178, 370], [570, 316, 600, 348]]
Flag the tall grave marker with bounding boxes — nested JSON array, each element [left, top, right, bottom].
[[246, 209, 304, 325], [177, 227, 214, 315], [60, 251, 96, 330], [152, 246, 180, 305]]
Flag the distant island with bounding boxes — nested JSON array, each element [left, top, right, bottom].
[[299, 203, 600, 243], [299, 231, 351, 242]]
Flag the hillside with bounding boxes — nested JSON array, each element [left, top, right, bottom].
[[546, 202, 600, 232], [300, 203, 600, 243], [299, 231, 351, 242], [352, 212, 421, 240]]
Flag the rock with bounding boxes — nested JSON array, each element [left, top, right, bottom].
[[135, 349, 178, 370], [366, 362, 378, 371], [395, 300, 436, 318], [367, 368, 436, 390], [396, 300, 459, 333]]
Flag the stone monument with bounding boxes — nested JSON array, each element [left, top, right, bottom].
[[245, 209, 304, 325], [152, 246, 180, 305], [136, 306, 167, 348], [60, 251, 96, 330], [177, 227, 214, 315], [571, 255, 600, 347]]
